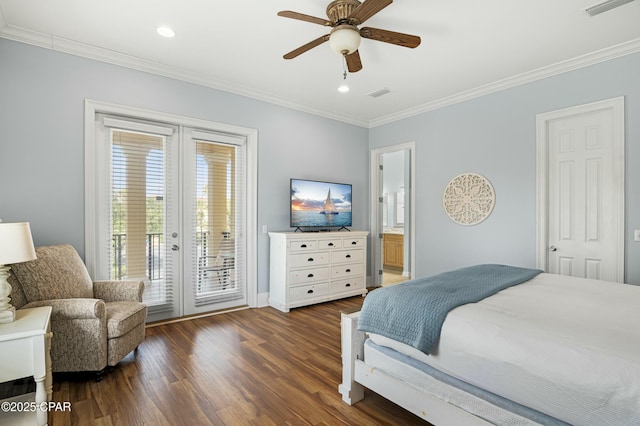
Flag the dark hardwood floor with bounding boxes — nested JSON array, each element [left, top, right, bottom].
[[42, 296, 427, 425]]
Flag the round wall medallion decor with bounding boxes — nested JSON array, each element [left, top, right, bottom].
[[443, 173, 495, 225]]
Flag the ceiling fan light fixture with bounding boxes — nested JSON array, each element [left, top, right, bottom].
[[329, 25, 361, 55], [278, 0, 420, 72]]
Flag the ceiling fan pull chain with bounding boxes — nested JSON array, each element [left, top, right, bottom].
[[342, 56, 348, 80]]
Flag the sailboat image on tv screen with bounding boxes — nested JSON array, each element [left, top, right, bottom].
[[290, 179, 352, 229], [320, 189, 339, 215]]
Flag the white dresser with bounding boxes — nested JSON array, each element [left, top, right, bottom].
[[269, 231, 368, 312]]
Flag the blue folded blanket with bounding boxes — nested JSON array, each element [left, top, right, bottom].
[[358, 264, 542, 354]]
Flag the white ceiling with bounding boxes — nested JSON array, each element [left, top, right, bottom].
[[1, 0, 639, 127]]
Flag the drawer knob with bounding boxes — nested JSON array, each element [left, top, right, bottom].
[[345, 283, 351, 287], [346, 254, 351, 258], [307, 273, 314, 278], [308, 257, 314, 262], [301, 244, 307, 248], [328, 242, 334, 246], [345, 269, 351, 273], [351, 241, 357, 245], [307, 289, 314, 294]]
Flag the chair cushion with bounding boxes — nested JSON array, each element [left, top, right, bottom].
[[105, 301, 147, 339], [11, 244, 93, 302]]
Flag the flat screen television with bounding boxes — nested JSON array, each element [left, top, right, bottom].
[[290, 178, 352, 230]]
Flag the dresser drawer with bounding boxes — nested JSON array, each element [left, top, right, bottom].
[[330, 276, 365, 294], [318, 239, 342, 249], [331, 263, 364, 278], [331, 249, 364, 264], [289, 252, 329, 268], [290, 283, 329, 302], [288, 240, 317, 252], [343, 237, 366, 248], [289, 267, 329, 284]]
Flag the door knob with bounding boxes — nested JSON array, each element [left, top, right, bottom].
[[171, 244, 180, 251], [549, 245, 558, 252]]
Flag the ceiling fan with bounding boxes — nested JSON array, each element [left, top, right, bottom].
[[278, 0, 421, 73]]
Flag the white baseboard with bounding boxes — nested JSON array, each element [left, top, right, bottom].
[[257, 291, 270, 308]]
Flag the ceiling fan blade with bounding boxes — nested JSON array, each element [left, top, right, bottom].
[[278, 11, 333, 27], [283, 35, 330, 59], [345, 50, 363, 73], [360, 27, 421, 48], [348, 0, 393, 25]]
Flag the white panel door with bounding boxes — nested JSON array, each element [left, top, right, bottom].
[[545, 101, 623, 281]]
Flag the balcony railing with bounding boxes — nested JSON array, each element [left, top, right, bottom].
[[112, 233, 163, 280], [112, 231, 212, 281]]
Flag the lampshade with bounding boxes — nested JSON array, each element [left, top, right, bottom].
[[329, 25, 361, 55], [0, 222, 37, 265]]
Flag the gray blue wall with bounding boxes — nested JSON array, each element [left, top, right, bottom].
[[0, 38, 369, 295], [370, 51, 640, 284], [2, 37, 639, 294]]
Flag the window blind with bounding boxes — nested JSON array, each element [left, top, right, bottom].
[[106, 119, 175, 309], [192, 133, 246, 306]]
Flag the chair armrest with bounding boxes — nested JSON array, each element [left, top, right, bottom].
[[21, 298, 106, 320], [93, 280, 144, 302]]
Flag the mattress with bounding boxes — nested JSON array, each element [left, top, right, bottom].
[[364, 339, 566, 425], [368, 273, 640, 426]]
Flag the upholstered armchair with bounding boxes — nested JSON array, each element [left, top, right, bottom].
[[7, 244, 147, 374]]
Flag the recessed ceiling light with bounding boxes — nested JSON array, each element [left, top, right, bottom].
[[157, 26, 176, 38], [338, 84, 350, 93]]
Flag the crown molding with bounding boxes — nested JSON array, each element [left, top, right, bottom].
[[0, 25, 369, 128], [369, 37, 640, 128], [0, 5, 6, 31], [1, 23, 639, 129]]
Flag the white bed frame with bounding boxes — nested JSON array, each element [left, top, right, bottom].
[[339, 310, 497, 426]]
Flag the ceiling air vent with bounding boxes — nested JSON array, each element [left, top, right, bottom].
[[367, 88, 391, 98], [585, 0, 635, 16]]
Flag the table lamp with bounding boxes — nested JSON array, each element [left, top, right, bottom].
[[0, 222, 37, 323]]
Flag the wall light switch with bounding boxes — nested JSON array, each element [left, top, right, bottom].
[[635, 230, 640, 242]]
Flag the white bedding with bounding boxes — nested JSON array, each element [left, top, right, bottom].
[[368, 273, 640, 426]]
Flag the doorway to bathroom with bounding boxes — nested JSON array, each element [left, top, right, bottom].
[[370, 142, 415, 287]]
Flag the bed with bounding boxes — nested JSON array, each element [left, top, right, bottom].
[[339, 265, 640, 425]]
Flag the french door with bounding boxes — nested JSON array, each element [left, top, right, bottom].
[[182, 129, 247, 316], [90, 112, 250, 322]]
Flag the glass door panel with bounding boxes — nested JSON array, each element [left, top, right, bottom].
[[108, 126, 180, 321], [183, 131, 247, 315]]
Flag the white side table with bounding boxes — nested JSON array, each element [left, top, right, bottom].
[[0, 306, 53, 426]]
